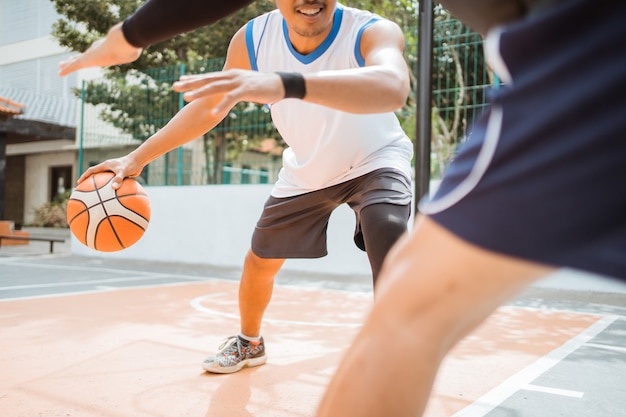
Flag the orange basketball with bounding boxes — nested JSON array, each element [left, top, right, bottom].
[[66, 172, 151, 252]]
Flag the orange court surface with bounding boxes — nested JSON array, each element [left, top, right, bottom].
[[1, 248, 625, 417]]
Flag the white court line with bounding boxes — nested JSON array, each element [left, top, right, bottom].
[[0, 260, 163, 275], [0, 261, 219, 284], [0, 253, 72, 263], [0, 268, 229, 302], [0, 281, 208, 302], [0, 274, 173, 290], [190, 293, 364, 328], [452, 315, 619, 417], [522, 384, 584, 398]]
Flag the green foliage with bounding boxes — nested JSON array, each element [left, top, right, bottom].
[[51, 0, 276, 71], [344, 0, 418, 29], [31, 191, 71, 228], [430, 15, 489, 178], [81, 67, 185, 141], [52, 0, 279, 181], [53, 0, 489, 182]]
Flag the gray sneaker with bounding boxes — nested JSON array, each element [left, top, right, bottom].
[[203, 335, 267, 374]]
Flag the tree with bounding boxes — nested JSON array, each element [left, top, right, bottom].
[[51, 0, 276, 69], [52, 0, 486, 183], [51, 0, 277, 184]]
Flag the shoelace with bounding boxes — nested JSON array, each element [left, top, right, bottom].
[[219, 335, 243, 357]]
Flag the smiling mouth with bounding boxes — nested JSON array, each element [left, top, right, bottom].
[[297, 6, 323, 17]]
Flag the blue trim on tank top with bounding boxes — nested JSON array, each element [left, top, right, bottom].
[[246, 14, 271, 71], [281, 6, 344, 64], [354, 17, 380, 67], [245, 22, 257, 70]]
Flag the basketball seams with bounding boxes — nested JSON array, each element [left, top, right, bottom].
[[102, 200, 150, 230], [95, 212, 126, 251], [92, 176, 127, 251], [114, 194, 151, 223], [101, 215, 149, 230], [68, 190, 149, 213], [67, 172, 151, 252], [93, 174, 114, 220]]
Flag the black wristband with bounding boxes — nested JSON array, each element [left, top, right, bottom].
[[276, 72, 306, 99]]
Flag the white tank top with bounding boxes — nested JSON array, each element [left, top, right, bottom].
[[245, 4, 413, 197]]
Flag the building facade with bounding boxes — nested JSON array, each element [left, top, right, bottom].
[[0, 0, 79, 225]]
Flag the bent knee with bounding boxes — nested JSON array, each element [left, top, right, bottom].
[[245, 249, 285, 272]]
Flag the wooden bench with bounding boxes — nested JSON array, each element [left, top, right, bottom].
[[0, 220, 29, 246], [0, 235, 66, 253]]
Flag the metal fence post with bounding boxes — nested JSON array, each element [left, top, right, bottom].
[[177, 63, 186, 186], [415, 0, 434, 211], [78, 79, 85, 176]]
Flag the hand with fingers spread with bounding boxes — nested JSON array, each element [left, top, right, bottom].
[[58, 23, 143, 77], [173, 69, 285, 111], [77, 155, 143, 190]]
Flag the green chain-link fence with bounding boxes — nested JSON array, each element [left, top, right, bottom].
[[77, 17, 492, 186], [78, 58, 280, 186], [430, 16, 492, 178]]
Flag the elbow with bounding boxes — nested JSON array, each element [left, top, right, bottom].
[[387, 74, 410, 111], [394, 84, 410, 110], [381, 63, 411, 110]]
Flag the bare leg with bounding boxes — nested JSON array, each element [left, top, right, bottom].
[[316, 215, 554, 417], [239, 249, 285, 337]]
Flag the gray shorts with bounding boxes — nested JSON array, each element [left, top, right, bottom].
[[251, 168, 412, 258]]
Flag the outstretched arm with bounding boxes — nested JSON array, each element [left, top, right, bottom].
[[303, 19, 411, 113], [122, 0, 254, 48], [77, 90, 232, 188], [58, 23, 142, 76], [173, 19, 411, 114], [59, 0, 254, 76], [77, 27, 252, 188]]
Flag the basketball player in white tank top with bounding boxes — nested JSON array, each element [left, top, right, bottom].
[[78, 0, 414, 375], [246, 4, 412, 196]]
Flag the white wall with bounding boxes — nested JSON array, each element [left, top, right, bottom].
[[71, 184, 413, 276], [67, 182, 626, 295], [0, 36, 67, 65]]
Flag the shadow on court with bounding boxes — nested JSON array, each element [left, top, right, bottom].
[[1, 244, 625, 417]]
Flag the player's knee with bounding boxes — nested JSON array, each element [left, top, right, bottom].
[[244, 249, 284, 273], [362, 205, 409, 249]]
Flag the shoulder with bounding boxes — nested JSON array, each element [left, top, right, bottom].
[[340, 5, 403, 40], [359, 16, 405, 49], [246, 8, 283, 31]]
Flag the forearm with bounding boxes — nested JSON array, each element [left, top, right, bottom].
[[122, 0, 254, 48], [302, 65, 410, 114], [128, 97, 226, 168]]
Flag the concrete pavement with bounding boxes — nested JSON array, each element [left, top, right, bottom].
[[1, 227, 625, 417]]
